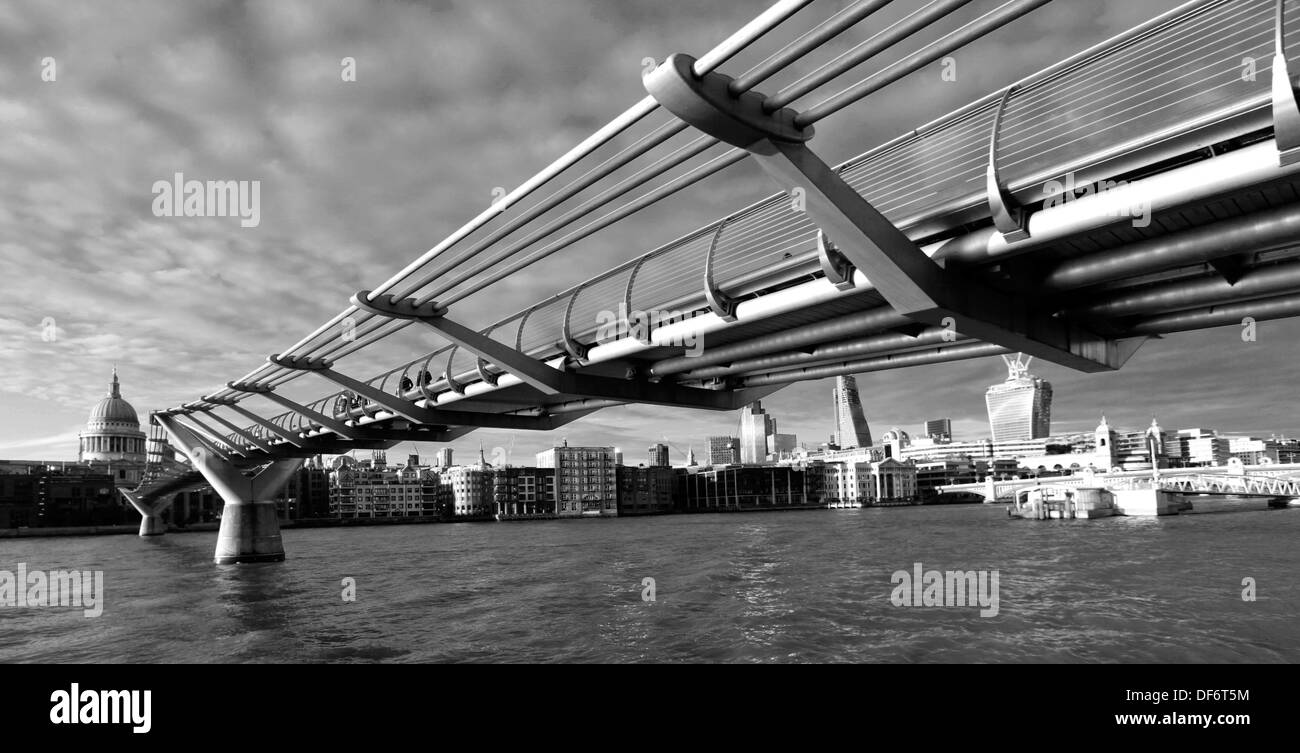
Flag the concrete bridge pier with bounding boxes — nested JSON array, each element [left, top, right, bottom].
[[119, 488, 174, 538], [138, 513, 166, 537], [155, 414, 301, 564], [215, 497, 291, 565]]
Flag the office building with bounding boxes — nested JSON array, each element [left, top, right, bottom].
[[536, 442, 619, 516], [707, 436, 740, 466], [648, 443, 670, 468], [923, 418, 952, 443], [823, 458, 918, 506], [490, 466, 556, 518], [616, 466, 679, 516], [0, 465, 124, 528], [738, 402, 775, 464], [832, 375, 873, 448], [329, 462, 446, 518], [768, 433, 799, 459], [683, 464, 824, 511], [985, 354, 1052, 441], [1176, 429, 1232, 467]]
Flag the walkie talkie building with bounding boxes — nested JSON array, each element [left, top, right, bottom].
[[985, 355, 1053, 442]]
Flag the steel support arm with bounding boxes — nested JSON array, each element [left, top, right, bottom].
[[200, 403, 281, 455], [643, 52, 1138, 373], [172, 417, 237, 463], [227, 381, 368, 440], [218, 398, 308, 448], [352, 290, 779, 406], [181, 413, 250, 457], [267, 354, 588, 431], [351, 292, 566, 394]]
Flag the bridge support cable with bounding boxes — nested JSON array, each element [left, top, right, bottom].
[[432, 150, 749, 309], [644, 49, 1148, 373], [762, 0, 978, 112], [791, 0, 1056, 126], [730, 0, 896, 94]]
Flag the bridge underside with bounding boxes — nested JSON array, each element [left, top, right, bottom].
[[134, 0, 1300, 562], [166, 139, 1300, 471]]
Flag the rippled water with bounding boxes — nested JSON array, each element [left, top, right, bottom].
[[2, 505, 1298, 663]]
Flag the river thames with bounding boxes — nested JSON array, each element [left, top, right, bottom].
[[3, 505, 1298, 663]]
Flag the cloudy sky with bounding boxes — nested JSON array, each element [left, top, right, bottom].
[[2, 0, 1295, 465]]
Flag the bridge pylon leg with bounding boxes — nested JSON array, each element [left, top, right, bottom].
[[119, 489, 172, 537], [155, 415, 302, 564], [138, 513, 166, 537]]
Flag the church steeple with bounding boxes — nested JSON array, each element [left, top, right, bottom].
[[109, 366, 121, 398]]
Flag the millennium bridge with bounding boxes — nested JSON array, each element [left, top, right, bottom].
[[121, 0, 1300, 562]]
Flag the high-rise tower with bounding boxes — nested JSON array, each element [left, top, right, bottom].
[[985, 354, 1052, 442], [737, 402, 774, 464], [832, 375, 872, 448]]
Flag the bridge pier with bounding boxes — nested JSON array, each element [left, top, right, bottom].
[[138, 514, 166, 537], [155, 414, 301, 564], [119, 488, 174, 538], [215, 500, 287, 564]]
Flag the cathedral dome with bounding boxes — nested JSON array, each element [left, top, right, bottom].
[[79, 368, 147, 469], [87, 368, 139, 428]]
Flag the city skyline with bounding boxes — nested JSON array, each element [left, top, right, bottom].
[[8, 330, 1300, 465]]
